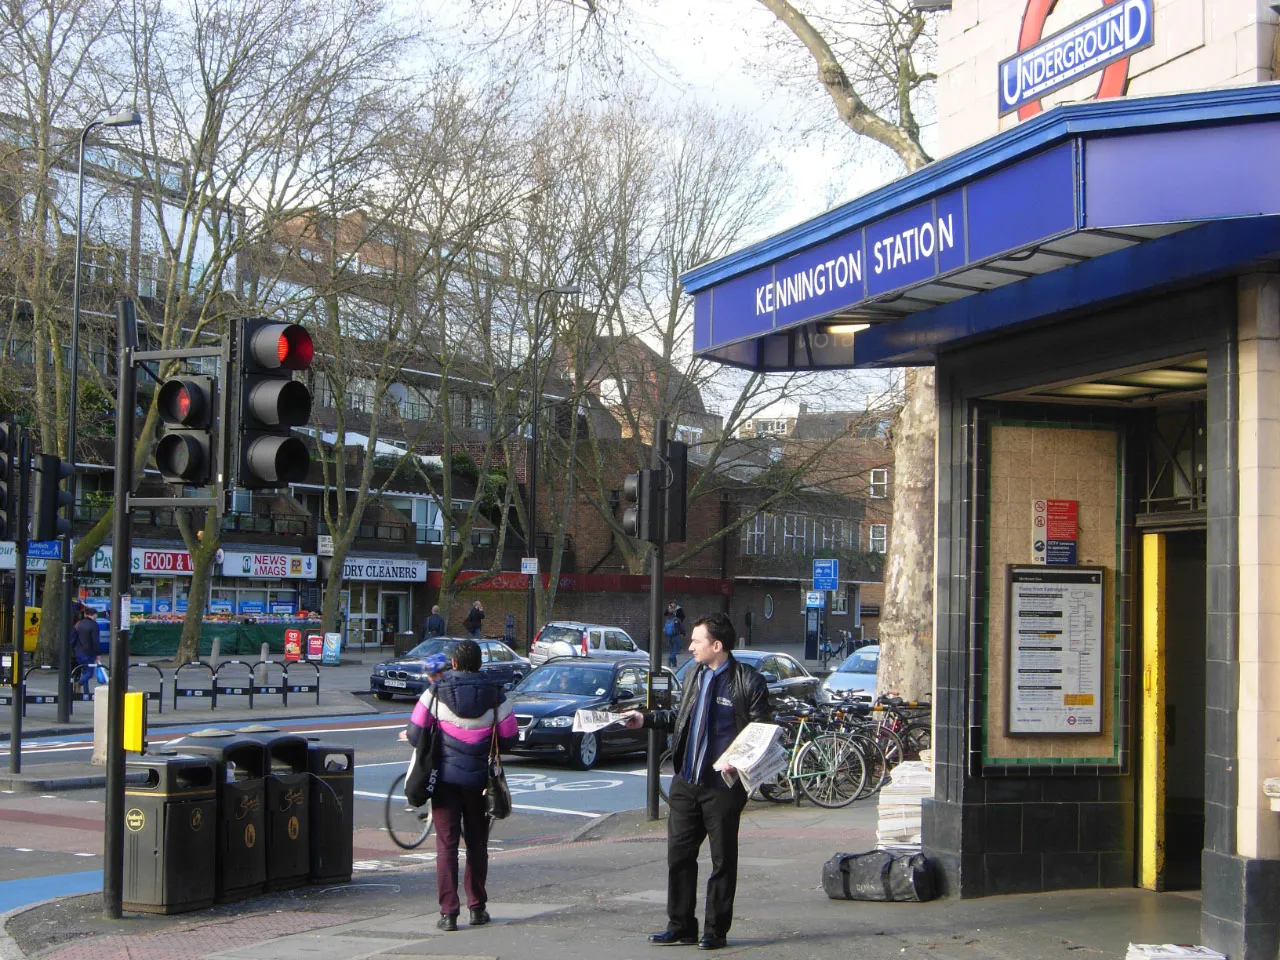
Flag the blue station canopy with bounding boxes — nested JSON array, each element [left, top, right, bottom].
[[681, 85, 1280, 370]]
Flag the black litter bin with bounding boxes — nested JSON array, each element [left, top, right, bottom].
[[240, 731, 311, 891], [182, 731, 267, 903], [306, 741, 354, 884], [122, 753, 217, 914]]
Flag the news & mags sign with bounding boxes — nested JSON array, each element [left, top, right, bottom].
[[999, 0, 1153, 118], [220, 551, 318, 579]]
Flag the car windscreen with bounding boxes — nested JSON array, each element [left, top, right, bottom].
[[838, 650, 878, 674], [516, 664, 613, 697], [536, 625, 582, 647], [406, 638, 459, 659]]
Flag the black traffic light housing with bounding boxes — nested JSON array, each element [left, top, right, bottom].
[[0, 420, 16, 541], [31, 453, 74, 540], [155, 375, 217, 485], [235, 318, 313, 488], [622, 468, 661, 542], [665, 439, 687, 544]]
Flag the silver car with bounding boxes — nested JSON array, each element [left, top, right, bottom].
[[818, 645, 879, 703], [529, 621, 646, 666]]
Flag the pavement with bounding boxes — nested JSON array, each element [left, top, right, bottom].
[[0, 798, 1204, 960]]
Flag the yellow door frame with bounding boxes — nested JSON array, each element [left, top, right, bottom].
[[1140, 533, 1167, 890]]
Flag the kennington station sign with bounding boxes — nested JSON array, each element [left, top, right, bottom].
[[998, 0, 1154, 117]]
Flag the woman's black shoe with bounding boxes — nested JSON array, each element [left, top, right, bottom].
[[469, 908, 491, 926], [437, 914, 458, 932], [649, 930, 698, 945]]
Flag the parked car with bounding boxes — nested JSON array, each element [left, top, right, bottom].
[[528, 620, 646, 666], [818, 645, 879, 704], [508, 657, 676, 769], [674, 649, 820, 705], [369, 637, 530, 701]]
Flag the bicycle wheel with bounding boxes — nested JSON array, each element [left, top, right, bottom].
[[385, 771, 434, 850], [902, 721, 932, 760], [797, 734, 864, 808], [846, 733, 888, 800]]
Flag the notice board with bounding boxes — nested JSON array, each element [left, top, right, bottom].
[[1006, 565, 1104, 735]]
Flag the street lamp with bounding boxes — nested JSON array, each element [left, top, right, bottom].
[[59, 108, 142, 724], [526, 284, 580, 647]]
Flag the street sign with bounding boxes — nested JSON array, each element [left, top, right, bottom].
[[805, 590, 824, 609], [27, 540, 63, 560], [520, 557, 538, 575], [317, 535, 334, 557], [812, 558, 839, 591]]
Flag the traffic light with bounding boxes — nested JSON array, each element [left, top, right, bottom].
[[0, 420, 16, 540], [665, 439, 687, 544], [31, 453, 73, 540], [621, 468, 661, 542], [236, 318, 313, 489], [155, 376, 217, 485]]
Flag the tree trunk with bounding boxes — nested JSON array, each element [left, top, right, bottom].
[[876, 366, 936, 701], [321, 544, 350, 636], [174, 543, 216, 666], [33, 562, 64, 667]]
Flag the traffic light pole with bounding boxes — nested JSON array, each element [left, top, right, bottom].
[[646, 419, 668, 822], [103, 300, 137, 920], [9, 430, 29, 774]]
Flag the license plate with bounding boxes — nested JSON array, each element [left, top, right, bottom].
[[518, 730, 526, 742], [384, 679, 407, 689]]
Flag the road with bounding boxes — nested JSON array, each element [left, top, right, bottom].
[[0, 709, 670, 913]]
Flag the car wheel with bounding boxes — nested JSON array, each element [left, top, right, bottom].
[[569, 732, 598, 770], [375, 692, 393, 701]]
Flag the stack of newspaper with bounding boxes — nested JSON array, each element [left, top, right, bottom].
[[876, 760, 933, 848], [712, 722, 787, 794], [1125, 946, 1226, 959]]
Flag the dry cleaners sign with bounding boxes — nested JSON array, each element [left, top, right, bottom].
[[999, 0, 1153, 117], [340, 556, 427, 582]]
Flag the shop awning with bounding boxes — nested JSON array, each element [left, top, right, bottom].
[[682, 85, 1280, 370]]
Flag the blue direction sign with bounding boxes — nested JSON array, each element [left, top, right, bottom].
[[812, 558, 839, 592], [27, 540, 64, 560]]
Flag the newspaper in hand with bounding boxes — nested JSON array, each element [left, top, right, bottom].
[[573, 709, 632, 734], [712, 722, 787, 793]]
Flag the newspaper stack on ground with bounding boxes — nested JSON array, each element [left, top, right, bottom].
[[1125, 946, 1226, 959], [573, 710, 631, 734], [876, 760, 933, 849], [712, 722, 787, 794]]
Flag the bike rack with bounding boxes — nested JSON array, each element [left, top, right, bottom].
[[251, 659, 285, 704], [129, 663, 165, 713], [283, 661, 320, 706], [173, 661, 215, 709], [20, 665, 60, 714], [213, 660, 254, 708]]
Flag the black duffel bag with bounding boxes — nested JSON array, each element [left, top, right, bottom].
[[822, 850, 936, 902]]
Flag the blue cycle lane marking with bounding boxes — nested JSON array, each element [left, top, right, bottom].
[[0, 870, 102, 913]]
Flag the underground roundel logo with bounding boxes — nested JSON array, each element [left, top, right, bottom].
[[999, 0, 1154, 119]]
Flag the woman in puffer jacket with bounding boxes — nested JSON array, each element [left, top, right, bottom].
[[406, 638, 518, 930]]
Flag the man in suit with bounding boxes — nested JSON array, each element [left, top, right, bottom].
[[423, 606, 447, 640], [623, 613, 770, 950]]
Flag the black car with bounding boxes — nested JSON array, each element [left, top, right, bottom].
[[370, 637, 530, 701], [508, 658, 676, 770], [674, 649, 819, 705]]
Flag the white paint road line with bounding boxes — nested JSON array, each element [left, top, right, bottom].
[[351, 789, 600, 819]]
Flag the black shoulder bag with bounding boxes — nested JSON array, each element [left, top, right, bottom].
[[404, 700, 440, 808]]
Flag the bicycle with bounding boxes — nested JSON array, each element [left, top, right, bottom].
[[384, 769, 434, 849], [753, 701, 866, 808]]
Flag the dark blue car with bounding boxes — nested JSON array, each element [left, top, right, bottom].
[[370, 637, 529, 701]]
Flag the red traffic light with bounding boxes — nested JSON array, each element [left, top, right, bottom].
[[158, 377, 211, 427], [248, 322, 313, 371]]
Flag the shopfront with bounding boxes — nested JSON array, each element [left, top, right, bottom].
[[216, 550, 318, 616], [681, 14, 1280, 952], [320, 554, 427, 648]]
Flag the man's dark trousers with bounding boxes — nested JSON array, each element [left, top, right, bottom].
[[665, 775, 748, 939]]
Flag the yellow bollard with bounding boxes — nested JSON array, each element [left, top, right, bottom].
[[123, 691, 147, 753]]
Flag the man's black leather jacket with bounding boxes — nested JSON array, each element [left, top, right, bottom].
[[643, 653, 771, 770]]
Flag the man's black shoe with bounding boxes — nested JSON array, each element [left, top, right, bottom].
[[649, 930, 698, 945], [698, 936, 728, 951], [469, 908, 491, 926], [437, 914, 458, 932]]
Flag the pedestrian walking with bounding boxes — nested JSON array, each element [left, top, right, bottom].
[[463, 601, 485, 639], [623, 612, 770, 951], [70, 607, 101, 695], [423, 605, 447, 641], [663, 601, 685, 668], [405, 639, 516, 931]]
